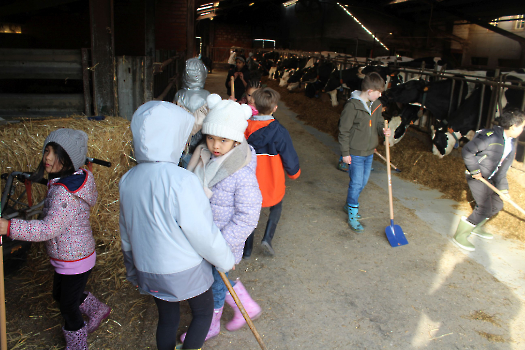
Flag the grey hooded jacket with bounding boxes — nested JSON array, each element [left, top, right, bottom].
[[119, 101, 235, 302]]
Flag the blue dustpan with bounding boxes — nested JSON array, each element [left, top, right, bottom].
[[386, 219, 408, 247], [384, 120, 408, 247]]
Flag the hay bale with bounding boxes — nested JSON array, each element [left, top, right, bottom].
[[0, 115, 134, 289]]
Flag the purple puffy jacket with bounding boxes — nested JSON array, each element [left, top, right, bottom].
[[209, 146, 262, 263]]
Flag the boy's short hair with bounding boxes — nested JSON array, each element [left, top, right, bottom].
[[361, 72, 385, 92], [498, 107, 525, 130], [253, 87, 280, 115]]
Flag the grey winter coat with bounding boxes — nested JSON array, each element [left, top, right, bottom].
[[119, 101, 235, 302]]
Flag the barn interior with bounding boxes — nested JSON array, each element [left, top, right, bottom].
[[2, 2, 525, 349]]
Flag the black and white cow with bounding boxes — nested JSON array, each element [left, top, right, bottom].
[[430, 86, 489, 157], [380, 78, 467, 122], [286, 58, 316, 91], [386, 104, 426, 147], [301, 60, 337, 98], [323, 66, 394, 107]]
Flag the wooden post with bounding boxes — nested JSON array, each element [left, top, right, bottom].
[[89, 0, 115, 116], [186, 0, 195, 59], [81, 48, 92, 117], [144, 0, 155, 102]]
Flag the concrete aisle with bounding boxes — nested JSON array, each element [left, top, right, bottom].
[[197, 70, 525, 350]]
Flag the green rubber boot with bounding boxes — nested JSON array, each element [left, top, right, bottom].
[[453, 217, 476, 251], [471, 218, 493, 240]]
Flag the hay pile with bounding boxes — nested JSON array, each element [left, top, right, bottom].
[[0, 116, 134, 290], [263, 77, 525, 242]]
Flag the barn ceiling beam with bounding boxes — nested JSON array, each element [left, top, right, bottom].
[[0, 0, 80, 17], [428, 0, 525, 65]]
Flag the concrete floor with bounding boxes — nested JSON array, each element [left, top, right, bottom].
[[200, 69, 525, 349]]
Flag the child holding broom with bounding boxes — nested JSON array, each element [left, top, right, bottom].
[[181, 94, 263, 342], [453, 108, 525, 251], [338, 72, 390, 233], [0, 128, 111, 349], [119, 101, 235, 350]]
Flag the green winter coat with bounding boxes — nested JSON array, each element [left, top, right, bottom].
[[338, 91, 385, 157]]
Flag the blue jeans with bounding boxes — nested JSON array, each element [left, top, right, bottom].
[[346, 154, 374, 206], [211, 267, 235, 309]]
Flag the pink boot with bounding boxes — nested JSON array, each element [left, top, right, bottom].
[[78, 292, 111, 333], [224, 279, 261, 331], [180, 307, 223, 343], [63, 324, 88, 350]]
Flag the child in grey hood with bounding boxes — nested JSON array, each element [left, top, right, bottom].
[[119, 101, 235, 350]]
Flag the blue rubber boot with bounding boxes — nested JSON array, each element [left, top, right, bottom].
[[343, 204, 361, 219], [348, 205, 364, 232]]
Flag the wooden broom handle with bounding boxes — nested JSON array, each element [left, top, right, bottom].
[[219, 271, 267, 350], [385, 120, 395, 221], [0, 244, 6, 350], [231, 76, 235, 100], [479, 177, 525, 216]]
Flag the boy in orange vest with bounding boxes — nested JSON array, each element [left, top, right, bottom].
[[243, 87, 301, 257]]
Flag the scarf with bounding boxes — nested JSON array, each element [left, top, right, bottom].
[[187, 139, 251, 198]]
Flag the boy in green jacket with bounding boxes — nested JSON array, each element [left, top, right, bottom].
[[338, 72, 390, 232]]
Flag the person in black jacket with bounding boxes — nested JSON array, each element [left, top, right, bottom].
[[225, 56, 250, 101], [454, 108, 525, 251]]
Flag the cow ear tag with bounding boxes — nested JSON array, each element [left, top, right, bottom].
[[423, 86, 429, 92]]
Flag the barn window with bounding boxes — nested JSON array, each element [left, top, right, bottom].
[[0, 23, 21, 34], [471, 57, 488, 66], [516, 15, 525, 30]]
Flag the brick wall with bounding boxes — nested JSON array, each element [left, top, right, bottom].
[[156, 0, 187, 51], [213, 22, 252, 49]]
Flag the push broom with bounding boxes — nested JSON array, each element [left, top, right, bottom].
[[384, 120, 409, 247]]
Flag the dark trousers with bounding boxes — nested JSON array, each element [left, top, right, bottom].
[[52, 269, 91, 331], [154, 288, 214, 350], [466, 174, 503, 225], [264, 200, 283, 240]]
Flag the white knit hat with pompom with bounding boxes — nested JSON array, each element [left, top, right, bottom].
[[202, 94, 252, 142]]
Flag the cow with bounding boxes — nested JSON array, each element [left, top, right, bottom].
[[430, 85, 488, 157], [323, 65, 394, 107], [272, 56, 310, 81], [286, 58, 316, 91], [279, 69, 295, 87], [380, 78, 467, 122], [301, 60, 337, 98], [386, 104, 426, 147]]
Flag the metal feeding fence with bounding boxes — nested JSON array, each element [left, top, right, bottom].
[[255, 49, 525, 161]]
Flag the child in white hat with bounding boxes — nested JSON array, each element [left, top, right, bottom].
[[183, 94, 263, 342]]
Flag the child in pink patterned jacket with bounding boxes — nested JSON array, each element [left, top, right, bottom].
[[0, 129, 110, 349]]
